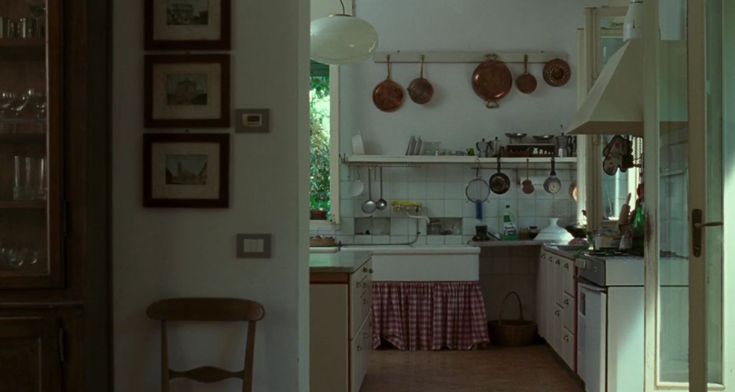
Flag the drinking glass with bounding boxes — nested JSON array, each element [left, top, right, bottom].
[[13, 156, 24, 200], [36, 157, 47, 200]]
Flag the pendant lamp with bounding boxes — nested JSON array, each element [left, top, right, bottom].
[[310, 0, 378, 64]]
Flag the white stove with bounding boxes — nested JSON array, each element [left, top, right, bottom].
[[576, 254, 645, 392]]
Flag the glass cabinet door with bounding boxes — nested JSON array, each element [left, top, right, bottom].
[[0, 0, 62, 288]]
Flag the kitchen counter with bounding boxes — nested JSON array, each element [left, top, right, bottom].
[[340, 244, 479, 255], [471, 240, 544, 248], [309, 251, 372, 273]]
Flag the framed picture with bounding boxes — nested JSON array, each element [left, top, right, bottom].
[[143, 133, 230, 208], [145, 55, 230, 128], [145, 0, 231, 50]]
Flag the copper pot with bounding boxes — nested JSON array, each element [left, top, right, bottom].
[[372, 55, 405, 112], [471, 56, 513, 108]]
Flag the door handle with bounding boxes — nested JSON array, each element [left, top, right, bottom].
[[692, 209, 723, 257], [694, 222, 724, 229]]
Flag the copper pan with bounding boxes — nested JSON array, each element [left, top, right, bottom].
[[516, 54, 537, 94], [408, 55, 434, 104], [472, 55, 513, 109], [372, 55, 405, 112], [543, 58, 571, 87]]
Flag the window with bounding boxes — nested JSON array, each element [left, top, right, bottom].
[[309, 61, 340, 224], [601, 136, 643, 220]]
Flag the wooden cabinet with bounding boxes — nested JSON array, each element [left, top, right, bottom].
[[0, 0, 111, 390], [311, 258, 373, 392], [0, 0, 63, 289], [537, 249, 577, 372], [0, 316, 61, 392]]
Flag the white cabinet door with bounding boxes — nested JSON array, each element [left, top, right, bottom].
[[537, 252, 548, 339], [562, 329, 575, 370], [350, 315, 372, 392], [350, 260, 372, 338], [544, 253, 555, 339], [311, 284, 349, 392], [553, 257, 563, 307], [551, 304, 563, 354], [563, 292, 575, 333]]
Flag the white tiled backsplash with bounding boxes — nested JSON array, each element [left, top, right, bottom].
[[311, 164, 579, 245]]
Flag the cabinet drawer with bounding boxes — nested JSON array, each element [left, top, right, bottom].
[[553, 257, 563, 307], [562, 293, 575, 333], [350, 260, 373, 338], [550, 304, 563, 353], [350, 315, 372, 392], [562, 258, 575, 295]]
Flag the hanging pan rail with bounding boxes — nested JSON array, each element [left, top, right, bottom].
[[373, 51, 568, 65]]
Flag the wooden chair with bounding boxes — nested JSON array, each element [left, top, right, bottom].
[[146, 298, 266, 392]]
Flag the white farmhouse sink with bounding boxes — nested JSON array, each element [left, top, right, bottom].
[[340, 245, 479, 282]]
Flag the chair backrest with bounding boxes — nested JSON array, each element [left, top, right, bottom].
[[147, 298, 266, 392]]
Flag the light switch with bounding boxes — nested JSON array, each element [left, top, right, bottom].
[[241, 238, 264, 253], [235, 109, 270, 133], [236, 234, 271, 258]]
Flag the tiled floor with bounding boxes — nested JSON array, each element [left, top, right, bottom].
[[360, 345, 583, 392]]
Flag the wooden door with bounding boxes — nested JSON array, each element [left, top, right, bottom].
[[0, 317, 61, 392]]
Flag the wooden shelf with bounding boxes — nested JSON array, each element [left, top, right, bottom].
[[0, 38, 45, 59], [343, 155, 577, 168], [0, 132, 46, 144], [0, 200, 46, 210], [0, 118, 46, 124]]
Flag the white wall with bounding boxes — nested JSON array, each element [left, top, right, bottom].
[[340, 0, 605, 155], [112, 0, 309, 391]]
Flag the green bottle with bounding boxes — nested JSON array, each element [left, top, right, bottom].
[[502, 205, 518, 241], [631, 201, 645, 251]]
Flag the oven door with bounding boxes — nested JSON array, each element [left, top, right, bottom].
[[577, 282, 607, 392]]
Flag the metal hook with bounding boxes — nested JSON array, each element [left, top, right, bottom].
[[387, 54, 392, 79]]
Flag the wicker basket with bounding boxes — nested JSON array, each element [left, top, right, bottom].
[[488, 291, 537, 346]]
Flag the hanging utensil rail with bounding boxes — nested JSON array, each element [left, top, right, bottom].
[[373, 51, 567, 64]]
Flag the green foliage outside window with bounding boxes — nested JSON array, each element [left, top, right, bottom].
[[310, 74, 331, 217]]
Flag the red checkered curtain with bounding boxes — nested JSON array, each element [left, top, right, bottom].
[[372, 282, 489, 351]]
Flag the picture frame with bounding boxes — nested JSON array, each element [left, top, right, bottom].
[[145, 0, 231, 50], [143, 133, 230, 208], [145, 54, 231, 128]]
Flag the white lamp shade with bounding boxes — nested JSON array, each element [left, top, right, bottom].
[[310, 14, 378, 64]]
